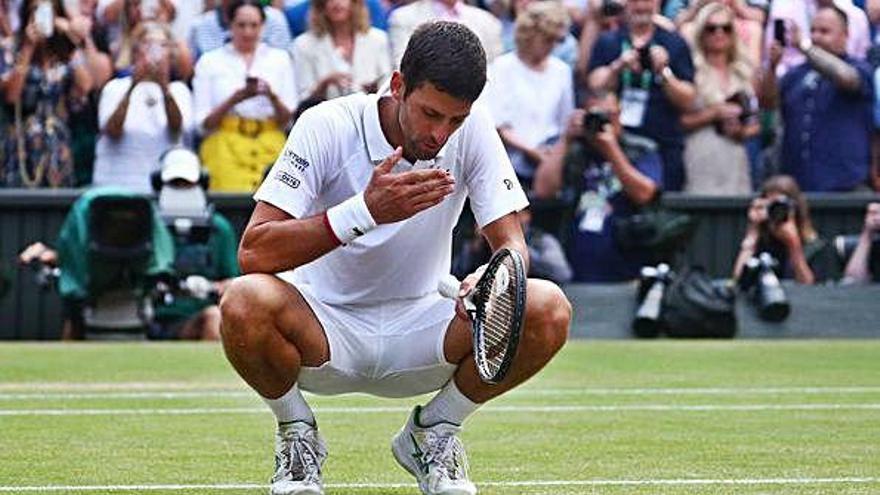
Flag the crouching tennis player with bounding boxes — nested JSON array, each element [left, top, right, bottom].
[[220, 20, 571, 495]]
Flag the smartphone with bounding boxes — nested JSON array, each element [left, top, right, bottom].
[[773, 19, 786, 46], [34, 0, 54, 38], [638, 45, 652, 73]]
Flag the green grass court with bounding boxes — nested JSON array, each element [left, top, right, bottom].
[[1, 340, 878, 494]]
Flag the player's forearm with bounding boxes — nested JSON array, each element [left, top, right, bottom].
[[238, 215, 341, 274]]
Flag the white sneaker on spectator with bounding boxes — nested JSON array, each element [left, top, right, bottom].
[[269, 420, 327, 495], [391, 406, 477, 495]]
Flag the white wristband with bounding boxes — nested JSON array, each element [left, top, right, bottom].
[[325, 192, 377, 244]]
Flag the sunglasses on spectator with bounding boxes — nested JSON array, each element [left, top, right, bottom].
[[705, 23, 733, 34]]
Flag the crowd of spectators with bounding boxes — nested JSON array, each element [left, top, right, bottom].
[[1, 0, 879, 284]]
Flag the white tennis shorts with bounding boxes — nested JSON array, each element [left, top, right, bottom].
[[285, 279, 458, 398]]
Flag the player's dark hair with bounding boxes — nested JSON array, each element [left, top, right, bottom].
[[227, 0, 267, 24], [400, 21, 487, 103]]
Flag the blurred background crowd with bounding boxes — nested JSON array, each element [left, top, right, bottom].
[[2, 0, 879, 292]]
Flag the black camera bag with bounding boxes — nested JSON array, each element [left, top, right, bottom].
[[661, 266, 737, 338]]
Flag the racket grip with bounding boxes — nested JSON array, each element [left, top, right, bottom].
[[438, 274, 461, 299]]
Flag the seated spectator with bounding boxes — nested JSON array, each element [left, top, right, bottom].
[[105, 0, 193, 80], [587, 0, 696, 192], [533, 90, 662, 282], [762, 6, 873, 192], [453, 208, 572, 284], [681, 2, 758, 195], [1, 0, 94, 188], [189, 0, 291, 60], [289, 0, 390, 107], [283, 0, 388, 38], [149, 148, 240, 340], [842, 202, 880, 283], [193, 0, 297, 192], [485, 0, 574, 189], [387, 0, 503, 68], [93, 22, 193, 193], [496, 0, 579, 69], [732, 175, 840, 285]]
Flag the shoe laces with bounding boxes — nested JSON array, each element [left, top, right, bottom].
[[273, 426, 324, 484], [422, 429, 469, 481]]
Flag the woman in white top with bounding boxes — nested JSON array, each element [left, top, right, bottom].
[[485, 1, 574, 189], [289, 0, 390, 105], [93, 22, 192, 193], [192, 0, 298, 192], [681, 2, 758, 195]]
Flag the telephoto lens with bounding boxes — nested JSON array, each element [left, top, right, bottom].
[[766, 196, 793, 225], [632, 264, 671, 338], [744, 252, 790, 322]]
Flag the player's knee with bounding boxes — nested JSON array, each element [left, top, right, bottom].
[[525, 280, 571, 353], [220, 274, 283, 338]]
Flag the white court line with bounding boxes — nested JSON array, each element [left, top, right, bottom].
[[2, 403, 880, 416], [0, 477, 878, 492], [2, 386, 880, 400]]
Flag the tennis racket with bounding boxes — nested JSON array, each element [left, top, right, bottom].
[[438, 248, 527, 384]]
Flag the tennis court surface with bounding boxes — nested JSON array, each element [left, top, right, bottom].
[[1, 340, 878, 494]]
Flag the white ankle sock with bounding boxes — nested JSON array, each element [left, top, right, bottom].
[[262, 385, 315, 425], [419, 379, 480, 426]]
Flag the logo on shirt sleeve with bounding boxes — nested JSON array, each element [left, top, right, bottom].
[[274, 170, 301, 189], [503, 179, 514, 190], [282, 148, 311, 173]]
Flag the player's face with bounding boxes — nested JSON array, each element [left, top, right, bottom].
[[392, 75, 472, 161]]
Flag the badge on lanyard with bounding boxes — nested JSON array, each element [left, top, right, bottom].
[[620, 88, 649, 128]]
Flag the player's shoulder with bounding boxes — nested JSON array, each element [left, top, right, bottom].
[[292, 94, 371, 147]]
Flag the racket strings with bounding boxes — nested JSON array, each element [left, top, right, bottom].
[[476, 257, 520, 371]]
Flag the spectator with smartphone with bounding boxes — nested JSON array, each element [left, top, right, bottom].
[[533, 90, 662, 282], [93, 22, 192, 192], [842, 202, 880, 283], [1, 0, 93, 188], [586, 0, 696, 192], [193, 0, 297, 192], [681, 2, 758, 195], [733, 175, 840, 285], [762, 5, 873, 192], [105, 0, 193, 80], [189, 0, 291, 60]]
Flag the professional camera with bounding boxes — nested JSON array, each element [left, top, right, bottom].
[[637, 45, 652, 73], [738, 252, 790, 322], [583, 110, 611, 136], [766, 196, 793, 225], [632, 263, 672, 338], [601, 0, 625, 17]]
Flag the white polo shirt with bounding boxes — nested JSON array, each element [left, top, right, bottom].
[[254, 93, 528, 305]]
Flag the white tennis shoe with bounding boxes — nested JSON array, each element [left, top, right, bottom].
[[391, 406, 477, 495], [269, 420, 327, 495]]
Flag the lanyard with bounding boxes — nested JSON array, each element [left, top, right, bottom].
[[620, 39, 653, 91]]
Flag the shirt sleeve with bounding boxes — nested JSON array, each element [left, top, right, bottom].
[[253, 106, 333, 219], [275, 50, 299, 113], [461, 105, 530, 228], [587, 32, 620, 74], [191, 55, 214, 134], [290, 35, 317, 102], [97, 78, 127, 130], [169, 81, 194, 135], [666, 32, 695, 82]]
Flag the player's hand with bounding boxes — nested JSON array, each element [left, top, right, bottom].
[[454, 264, 487, 320], [364, 147, 456, 224]]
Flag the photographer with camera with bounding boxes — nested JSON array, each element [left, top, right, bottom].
[[842, 203, 880, 284], [534, 89, 661, 282], [586, 0, 696, 192], [733, 175, 840, 286]]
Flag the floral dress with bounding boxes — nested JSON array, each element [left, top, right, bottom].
[[0, 43, 76, 188]]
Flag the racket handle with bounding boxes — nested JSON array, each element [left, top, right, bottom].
[[438, 274, 461, 299]]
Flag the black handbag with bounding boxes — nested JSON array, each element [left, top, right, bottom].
[[661, 266, 737, 338]]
